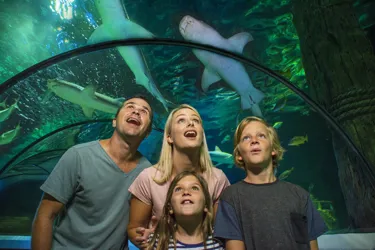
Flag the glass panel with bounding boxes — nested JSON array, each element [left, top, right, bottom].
[[1, 0, 372, 87], [0, 41, 374, 249]]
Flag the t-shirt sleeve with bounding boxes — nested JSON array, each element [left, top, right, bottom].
[[213, 199, 243, 241], [213, 170, 231, 204], [40, 147, 80, 204], [307, 196, 328, 240], [128, 169, 152, 205]]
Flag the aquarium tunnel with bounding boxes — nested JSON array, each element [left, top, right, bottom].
[[0, 0, 375, 249]]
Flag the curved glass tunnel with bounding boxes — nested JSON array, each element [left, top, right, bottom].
[[0, 41, 374, 247], [1, 0, 375, 249]]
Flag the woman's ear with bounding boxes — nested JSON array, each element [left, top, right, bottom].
[[167, 134, 173, 144]]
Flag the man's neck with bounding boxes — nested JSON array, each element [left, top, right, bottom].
[[171, 149, 200, 178], [244, 162, 276, 184], [100, 133, 141, 164]]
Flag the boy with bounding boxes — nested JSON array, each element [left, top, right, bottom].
[[214, 116, 327, 250]]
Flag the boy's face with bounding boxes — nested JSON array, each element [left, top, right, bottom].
[[236, 121, 276, 168]]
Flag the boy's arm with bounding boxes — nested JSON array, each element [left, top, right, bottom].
[[307, 196, 328, 250], [213, 199, 244, 249], [226, 240, 245, 250], [310, 239, 319, 250]]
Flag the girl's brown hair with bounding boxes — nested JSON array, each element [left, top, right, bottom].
[[148, 170, 213, 250]]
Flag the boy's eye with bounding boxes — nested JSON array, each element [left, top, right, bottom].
[[242, 136, 250, 141]]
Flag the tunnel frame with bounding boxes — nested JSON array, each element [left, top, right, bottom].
[[0, 38, 373, 187]]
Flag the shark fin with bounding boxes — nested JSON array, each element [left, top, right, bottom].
[[240, 88, 265, 110], [228, 32, 254, 54], [215, 146, 222, 152], [0, 97, 8, 108], [82, 107, 95, 118], [87, 24, 112, 44], [201, 67, 221, 92], [82, 85, 97, 98]]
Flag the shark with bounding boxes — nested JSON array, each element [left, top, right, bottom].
[[0, 98, 20, 122], [88, 0, 172, 111], [179, 15, 265, 117], [44, 79, 125, 118], [209, 146, 234, 168], [0, 123, 21, 145]]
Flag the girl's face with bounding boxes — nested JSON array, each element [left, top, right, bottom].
[[167, 108, 204, 151], [170, 175, 206, 217]]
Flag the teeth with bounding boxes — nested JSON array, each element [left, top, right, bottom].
[[182, 200, 192, 204]]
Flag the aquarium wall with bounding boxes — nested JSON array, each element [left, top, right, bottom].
[[0, 0, 375, 249]]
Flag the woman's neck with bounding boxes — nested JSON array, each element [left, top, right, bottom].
[[171, 149, 200, 178]]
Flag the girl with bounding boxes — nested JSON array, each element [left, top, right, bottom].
[[148, 170, 224, 250]]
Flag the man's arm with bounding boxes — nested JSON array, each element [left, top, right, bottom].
[[31, 147, 80, 250], [127, 196, 153, 249], [31, 193, 64, 250]]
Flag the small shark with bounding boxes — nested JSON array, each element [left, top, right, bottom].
[[209, 146, 234, 168], [0, 98, 20, 122], [88, 0, 172, 111], [44, 79, 125, 118], [179, 15, 265, 117], [0, 123, 21, 145]]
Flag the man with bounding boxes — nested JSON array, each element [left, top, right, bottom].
[[31, 95, 154, 250], [214, 116, 327, 250]]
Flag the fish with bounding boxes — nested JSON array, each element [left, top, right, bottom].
[[88, 0, 172, 111], [0, 123, 21, 145], [179, 15, 265, 117], [209, 146, 234, 168], [278, 167, 294, 180], [288, 135, 308, 146], [0, 98, 20, 122], [0, 97, 8, 108], [44, 79, 125, 118], [272, 121, 283, 129]]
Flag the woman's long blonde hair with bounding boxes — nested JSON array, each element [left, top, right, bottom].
[[147, 170, 214, 250], [153, 104, 213, 184]]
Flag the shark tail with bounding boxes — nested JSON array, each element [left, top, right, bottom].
[[240, 88, 265, 117], [135, 73, 174, 112]]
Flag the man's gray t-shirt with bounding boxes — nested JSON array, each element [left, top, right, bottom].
[[40, 140, 152, 250]]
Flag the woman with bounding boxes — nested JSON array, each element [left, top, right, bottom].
[[148, 170, 224, 250], [127, 104, 230, 249]]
